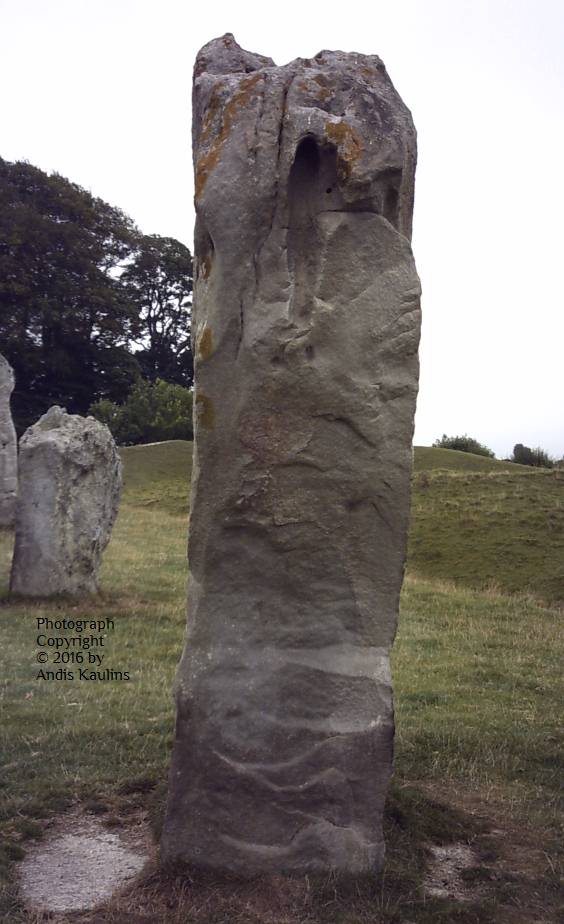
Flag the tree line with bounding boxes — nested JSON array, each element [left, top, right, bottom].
[[0, 157, 193, 438], [2, 157, 559, 459], [434, 435, 561, 468]]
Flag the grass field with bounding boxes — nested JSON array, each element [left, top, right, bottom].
[[412, 447, 521, 473], [0, 442, 562, 923], [410, 453, 564, 606]]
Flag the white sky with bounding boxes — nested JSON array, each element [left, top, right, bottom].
[[1, 0, 563, 458]]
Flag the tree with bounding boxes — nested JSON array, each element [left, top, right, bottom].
[[511, 443, 554, 468], [122, 234, 193, 388], [433, 434, 495, 458], [0, 157, 141, 432], [89, 379, 193, 445], [0, 159, 196, 434]]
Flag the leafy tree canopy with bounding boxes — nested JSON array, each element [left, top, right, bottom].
[[89, 379, 193, 445], [122, 234, 193, 388], [433, 434, 495, 458], [511, 443, 554, 468], [0, 157, 193, 433]]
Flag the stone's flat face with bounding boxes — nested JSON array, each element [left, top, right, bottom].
[[10, 406, 122, 596], [162, 34, 421, 875], [0, 354, 17, 526]]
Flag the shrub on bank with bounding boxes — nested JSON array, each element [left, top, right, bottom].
[[432, 434, 495, 458], [90, 379, 193, 445]]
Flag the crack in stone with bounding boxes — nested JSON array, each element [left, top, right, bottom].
[[236, 298, 244, 357], [251, 74, 293, 310]]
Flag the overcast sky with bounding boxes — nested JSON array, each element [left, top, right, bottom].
[[1, 0, 563, 457]]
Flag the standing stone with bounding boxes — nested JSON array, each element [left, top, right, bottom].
[[162, 34, 421, 875], [0, 354, 17, 527], [10, 407, 121, 596]]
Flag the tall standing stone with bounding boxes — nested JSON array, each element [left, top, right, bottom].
[[10, 407, 121, 596], [0, 354, 17, 527], [162, 34, 421, 875]]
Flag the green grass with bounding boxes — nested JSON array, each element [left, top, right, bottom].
[[409, 466, 564, 605], [394, 576, 563, 815], [120, 439, 193, 515], [0, 441, 562, 923], [411, 446, 564, 607], [413, 446, 522, 473]]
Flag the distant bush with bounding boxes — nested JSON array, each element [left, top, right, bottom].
[[432, 434, 495, 458], [90, 379, 193, 445], [511, 443, 554, 468]]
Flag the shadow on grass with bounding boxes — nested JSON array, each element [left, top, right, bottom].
[[115, 782, 495, 924], [4, 777, 561, 923]]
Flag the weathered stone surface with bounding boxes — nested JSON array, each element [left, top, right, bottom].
[[0, 354, 17, 526], [162, 34, 421, 875], [10, 407, 121, 596]]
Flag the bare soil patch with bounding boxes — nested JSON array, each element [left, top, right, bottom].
[[425, 842, 478, 900], [18, 808, 152, 915]]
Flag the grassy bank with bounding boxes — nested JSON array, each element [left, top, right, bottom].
[[413, 447, 521, 473], [409, 464, 564, 606], [0, 441, 562, 922]]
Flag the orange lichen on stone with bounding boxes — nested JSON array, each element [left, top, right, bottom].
[[199, 83, 225, 147], [361, 65, 378, 80], [195, 392, 215, 430], [195, 74, 262, 200], [296, 75, 333, 106], [198, 326, 214, 361], [325, 120, 363, 180], [312, 74, 333, 103], [297, 75, 333, 105]]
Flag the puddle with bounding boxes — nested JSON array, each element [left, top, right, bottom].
[[425, 842, 477, 900], [19, 811, 150, 913]]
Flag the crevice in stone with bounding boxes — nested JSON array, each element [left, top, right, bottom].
[[194, 218, 215, 283], [250, 75, 292, 311], [250, 74, 266, 161], [274, 78, 291, 217], [287, 135, 336, 324], [236, 298, 244, 357]]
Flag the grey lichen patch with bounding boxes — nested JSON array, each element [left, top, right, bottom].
[[295, 73, 335, 110], [195, 74, 263, 199], [312, 73, 334, 102]]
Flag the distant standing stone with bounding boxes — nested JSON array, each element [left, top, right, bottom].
[[10, 407, 121, 596], [162, 34, 421, 875], [0, 354, 17, 527]]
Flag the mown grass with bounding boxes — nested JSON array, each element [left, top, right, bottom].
[[395, 577, 563, 821], [0, 441, 562, 923], [120, 439, 193, 515], [409, 467, 564, 605], [120, 441, 564, 604], [413, 447, 522, 473]]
